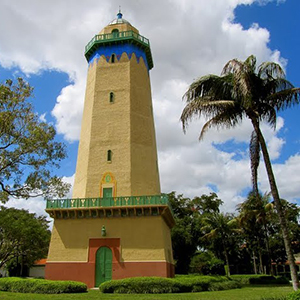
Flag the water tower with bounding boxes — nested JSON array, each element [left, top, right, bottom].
[[45, 11, 175, 288]]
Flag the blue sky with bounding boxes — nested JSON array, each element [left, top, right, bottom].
[[235, 0, 300, 162], [0, 0, 299, 217]]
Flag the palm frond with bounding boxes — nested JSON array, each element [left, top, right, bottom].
[[181, 96, 237, 133], [202, 229, 218, 240], [199, 109, 243, 140], [258, 61, 285, 80], [244, 55, 257, 73], [267, 87, 300, 111], [221, 58, 243, 76], [263, 78, 294, 95], [183, 74, 234, 103], [256, 103, 277, 129], [222, 56, 255, 100]]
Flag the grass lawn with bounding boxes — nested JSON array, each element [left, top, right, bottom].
[[0, 286, 293, 300]]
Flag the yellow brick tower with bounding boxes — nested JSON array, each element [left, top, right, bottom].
[[45, 11, 175, 288]]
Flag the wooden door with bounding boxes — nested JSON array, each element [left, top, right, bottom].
[[95, 247, 112, 286]]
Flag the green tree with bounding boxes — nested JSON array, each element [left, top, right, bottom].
[[201, 212, 237, 276], [192, 192, 223, 215], [168, 192, 197, 274], [268, 200, 300, 268], [237, 191, 273, 274], [0, 206, 50, 275], [0, 78, 70, 203], [181, 55, 300, 289], [169, 192, 223, 274], [189, 251, 224, 275]]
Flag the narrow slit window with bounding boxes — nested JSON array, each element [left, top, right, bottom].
[[109, 92, 114, 103], [111, 54, 115, 63], [107, 150, 112, 162]]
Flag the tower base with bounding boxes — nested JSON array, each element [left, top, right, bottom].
[[46, 260, 174, 288], [45, 211, 175, 288]]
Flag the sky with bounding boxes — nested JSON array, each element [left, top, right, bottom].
[[1, 0, 299, 221]]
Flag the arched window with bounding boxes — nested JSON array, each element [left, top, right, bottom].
[[111, 54, 116, 63], [109, 92, 114, 103], [107, 150, 112, 162], [112, 29, 119, 38]]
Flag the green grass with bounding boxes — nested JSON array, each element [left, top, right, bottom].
[[0, 286, 293, 300]]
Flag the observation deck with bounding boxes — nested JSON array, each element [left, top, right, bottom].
[[46, 194, 175, 228], [84, 30, 153, 69]]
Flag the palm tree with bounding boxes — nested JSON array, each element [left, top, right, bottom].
[[237, 191, 273, 275], [181, 55, 300, 290], [201, 212, 236, 276]]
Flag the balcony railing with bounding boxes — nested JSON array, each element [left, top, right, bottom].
[[85, 30, 150, 54], [46, 194, 170, 210], [46, 194, 175, 227], [84, 30, 153, 69]]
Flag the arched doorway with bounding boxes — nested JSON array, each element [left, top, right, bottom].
[[95, 247, 112, 286]]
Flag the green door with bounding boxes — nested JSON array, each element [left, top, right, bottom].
[[95, 247, 112, 286], [103, 188, 112, 198]]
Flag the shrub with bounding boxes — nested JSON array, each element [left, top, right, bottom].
[[231, 275, 289, 285], [99, 277, 183, 294], [279, 272, 292, 280], [249, 276, 289, 285], [231, 274, 262, 285], [208, 280, 242, 291], [174, 275, 228, 292], [99, 275, 240, 294], [0, 277, 87, 294], [287, 290, 300, 300], [189, 251, 225, 275]]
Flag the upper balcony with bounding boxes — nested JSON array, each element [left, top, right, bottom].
[[46, 194, 175, 228], [84, 30, 153, 69]]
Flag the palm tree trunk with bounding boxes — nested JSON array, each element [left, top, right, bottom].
[[223, 247, 231, 277], [263, 221, 273, 275], [252, 120, 299, 290], [253, 250, 258, 274], [258, 249, 264, 274]]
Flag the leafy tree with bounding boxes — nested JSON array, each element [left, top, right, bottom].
[[189, 251, 224, 275], [0, 206, 50, 275], [0, 78, 70, 203], [201, 212, 237, 276], [192, 192, 223, 215], [169, 192, 224, 274], [269, 200, 300, 266], [181, 55, 300, 289], [237, 191, 273, 274], [168, 192, 197, 274]]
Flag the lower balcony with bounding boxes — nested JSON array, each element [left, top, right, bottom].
[[45, 194, 175, 228]]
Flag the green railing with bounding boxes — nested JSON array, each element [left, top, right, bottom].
[[46, 194, 170, 210], [85, 30, 150, 54]]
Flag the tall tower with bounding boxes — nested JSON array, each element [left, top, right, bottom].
[[45, 12, 175, 288]]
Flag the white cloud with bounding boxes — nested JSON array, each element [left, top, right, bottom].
[[259, 154, 300, 203], [0, 0, 298, 213], [51, 80, 86, 141]]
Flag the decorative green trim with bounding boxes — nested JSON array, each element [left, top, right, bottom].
[[45, 194, 175, 227], [46, 194, 170, 210], [85, 30, 153, 69]]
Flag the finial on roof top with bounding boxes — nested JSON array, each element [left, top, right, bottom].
[[117, 6, 122, 19]]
